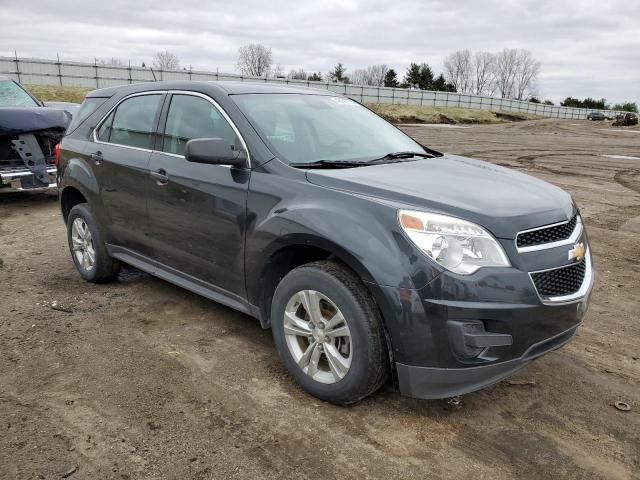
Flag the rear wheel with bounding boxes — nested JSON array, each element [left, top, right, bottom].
[[271, 261, 389, 405], [67, 203, 120, 283]]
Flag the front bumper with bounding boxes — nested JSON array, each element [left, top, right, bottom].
[[0, 167, 57, 192], [371, 239, 594, 400], [396, 323, 578, 399]]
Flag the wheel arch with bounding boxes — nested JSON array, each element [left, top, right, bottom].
[[60, 186, 88, 223]]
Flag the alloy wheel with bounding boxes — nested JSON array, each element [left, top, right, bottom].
[[283, 290, 352, 384], [71, 217, 96, 271]]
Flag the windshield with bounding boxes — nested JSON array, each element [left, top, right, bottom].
[[0, 80, 39, 107], [232, 94, 424, 164]]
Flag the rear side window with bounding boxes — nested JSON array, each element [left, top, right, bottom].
[[66, 97, 107, 133], [162, 94, 237, 156], [98, 94, 162, 149]]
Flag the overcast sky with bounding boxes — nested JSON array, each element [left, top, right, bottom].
[[1, 0, 638, 103]]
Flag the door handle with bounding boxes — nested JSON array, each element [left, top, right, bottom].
[[90, 151, 103, 164], [151, 169, 169, 185]]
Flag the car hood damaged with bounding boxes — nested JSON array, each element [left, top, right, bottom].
[[0, 107, 71, 136], [0, 107, 71, 189], [306, 154, 574, 239]]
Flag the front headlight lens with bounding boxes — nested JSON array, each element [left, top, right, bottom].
[[398, 210, 510, 275]]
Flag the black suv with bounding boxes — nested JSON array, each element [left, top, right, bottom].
[[58, 81, 593, 405]]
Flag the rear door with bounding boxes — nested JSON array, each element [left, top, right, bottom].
[[145, 92, 250, 297], [91, 92, 164, 254]]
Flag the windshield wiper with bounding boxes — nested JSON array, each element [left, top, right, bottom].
[[366, 151, 435, 163], [289, 151, 435, 169], [289, 160, 368, 169]]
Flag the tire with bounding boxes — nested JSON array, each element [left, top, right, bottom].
[[67, 203, 120, 283], [271, 261, 389, 405]]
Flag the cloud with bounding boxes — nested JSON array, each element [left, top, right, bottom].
[[0, 0, 637, 103]]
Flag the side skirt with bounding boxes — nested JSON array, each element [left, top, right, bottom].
[[107, 244, 262, 320]]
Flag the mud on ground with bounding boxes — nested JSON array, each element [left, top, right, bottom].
[[1, 119, 638, 479]]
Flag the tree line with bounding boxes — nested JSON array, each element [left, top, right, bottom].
[[98, 46, 637, 112], [560, 97, 638, 113]]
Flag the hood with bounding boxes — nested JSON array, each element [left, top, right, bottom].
[[306, 154, 574, 239], [0, 107, 71, 136]]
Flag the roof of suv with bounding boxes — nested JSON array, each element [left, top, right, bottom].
[[87, 80, 334, 98]]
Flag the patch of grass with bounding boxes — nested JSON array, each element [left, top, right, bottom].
[[366, 103, 539, 125], [25, 85, 91, 103]]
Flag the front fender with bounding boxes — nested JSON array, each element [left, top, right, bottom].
[[245, 169, 442, 300]]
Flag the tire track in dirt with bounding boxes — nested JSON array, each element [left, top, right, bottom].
[[614, 169, 640, 195]]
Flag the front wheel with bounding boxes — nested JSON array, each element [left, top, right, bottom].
[[271, 261, 389, 405]]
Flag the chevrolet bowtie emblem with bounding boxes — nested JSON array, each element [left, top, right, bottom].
[[568, 242, 586, 262]]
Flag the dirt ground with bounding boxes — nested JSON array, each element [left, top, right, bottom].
[[1, 119, 639, 480]]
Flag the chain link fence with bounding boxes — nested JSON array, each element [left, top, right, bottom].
[[0, 55, 623, 120]]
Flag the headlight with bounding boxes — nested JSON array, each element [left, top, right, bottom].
[[398, 210, 510, 275]]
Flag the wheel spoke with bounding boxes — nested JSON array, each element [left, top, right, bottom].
[[306, 344, 322, 377], [325, 325, 349, 339], [82, 251, 89, 269], [71, 238, 83, 251], [324, 343, 350, 381], [71, 221, 81, 240], [297, 341, 318, 370], [86, 247, 96, 265], [327, 311, 345, 329], [300, 290, 324, 323], [283, 311, 312, 337]]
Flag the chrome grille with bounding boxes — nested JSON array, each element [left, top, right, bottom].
[[517, 215, 578, 248]]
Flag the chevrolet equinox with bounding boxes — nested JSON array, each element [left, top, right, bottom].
[[57, 81, 594, 405]]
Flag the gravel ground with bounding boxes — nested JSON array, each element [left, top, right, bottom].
[[1, 119, 638, 479]]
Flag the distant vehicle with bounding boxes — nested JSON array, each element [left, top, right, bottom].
[[586, 111, 606, 121], [44, 101, 81, 117], [613, 112, 638, 127], [0, 77, 72, 192], [57, 81, 593, 404]]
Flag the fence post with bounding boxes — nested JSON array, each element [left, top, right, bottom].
[[13, 51, 21, 84], [94, 58, 99, 88], [56, 54, 63, 86], [128, 60, 132, 84]]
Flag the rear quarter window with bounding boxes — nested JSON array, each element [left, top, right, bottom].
[[66, 97, 108, 134]]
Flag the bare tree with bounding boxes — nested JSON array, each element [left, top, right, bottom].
[[494, 48, 521, 98], [513, 50, 541, 100], [443, 50, 473, 93], [472, 51, 495, 96], [237, 44, 273, 77], [350, 64, 389, 86], [271, 64, 285, 78], [152, 50, 180, 70], [287, 68, 307, 80]]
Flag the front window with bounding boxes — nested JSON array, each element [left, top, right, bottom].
[[232, 94, 423, 164], [0, 80, 39, 107], [162, 94, 237, 156]]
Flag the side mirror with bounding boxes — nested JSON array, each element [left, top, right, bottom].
[[184, 138, 247, 167]]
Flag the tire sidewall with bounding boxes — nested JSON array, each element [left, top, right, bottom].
[[271, 266, 378, 402], [66, 204, 107, 282]]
